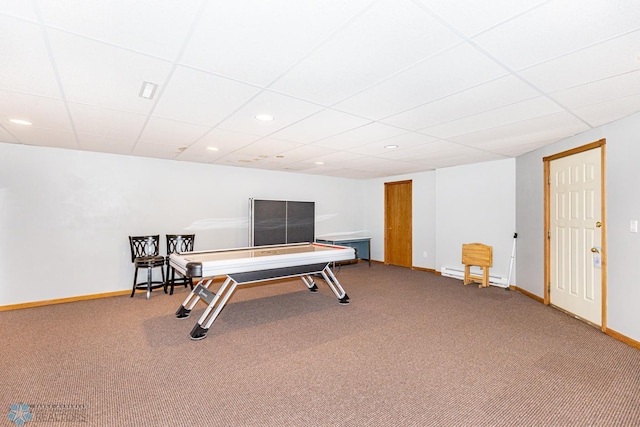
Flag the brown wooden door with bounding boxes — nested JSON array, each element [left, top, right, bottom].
[[384, 180, 412, 267]]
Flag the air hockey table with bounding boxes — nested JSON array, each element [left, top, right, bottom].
[[170, 242, 355, 340]]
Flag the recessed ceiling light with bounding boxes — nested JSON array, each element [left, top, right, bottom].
[[255, 114, 274, 121], [315, 161, 325, 165], [206, 146, 219, 152], [384, 144, 399, 149], [139, 81, 158, 99], [9, 119, 32, 126]]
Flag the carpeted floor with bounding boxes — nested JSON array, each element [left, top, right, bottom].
[[1, 263, 639, 426]]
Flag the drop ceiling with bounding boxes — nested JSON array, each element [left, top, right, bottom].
[[1, 0, 640, 179]]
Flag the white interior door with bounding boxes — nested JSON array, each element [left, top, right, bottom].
[[549, 148, 602, 325]]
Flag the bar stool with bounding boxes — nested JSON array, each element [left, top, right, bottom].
[[129, 235, 166, 299], [164, 234, 195, 295]]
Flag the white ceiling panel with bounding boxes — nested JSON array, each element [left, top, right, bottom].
[[132, 141, 183, 159], [382, 75, 540, 130], [138, 117, 210, 148], [334, 42, 508, 120], [407, 140, 505, 165], [270, 109, 370, 143], [0, 127, 18, 144], [181, 0, 374, 86], [217, 91, 324, 136], [312, 122, 406, 150], [48, 30, 173, 113], [271, 0, 462, 106], [572, 94, 640, 128], [77, 134, 136, 155], [0, 3, 37, 21], [11, 127, 78, 149], [373, 143, 441, 161], [68, 103, 147, 140], [0, 15, 61, 98], [474, 0, 640, 70], [38, 0, 201, 60], [551, 70, 640, 109], [153, 66, 262, 127], [276, 144, 335, 163], [0, 91, 71, 131], [194, 128, 262, 153], [418, 0, 547, 37], [347, 132, 437, 155], [519, 30, 640, 94], [305, 150, 369, 166], [450, 112, 589, 154], [421, 97, 564, 139], [224, 138, 304, 158]]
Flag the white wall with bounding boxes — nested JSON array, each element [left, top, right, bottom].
[[362, 159, 515, 278], [435, 159, 516, 279], [516, 111, 640, 342], [0, 143, 364, 306], [363, 171, 436, 269]]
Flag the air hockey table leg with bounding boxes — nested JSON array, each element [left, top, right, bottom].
[[190, 279, 239, 340], [175, 278, 214, 319], [320, 266, 349, 304], [300, 274, 318, 292]]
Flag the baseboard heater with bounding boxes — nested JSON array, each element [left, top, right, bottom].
[[440, 267, 509, 288]]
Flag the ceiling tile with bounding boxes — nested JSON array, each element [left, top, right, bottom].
[[519, 30, 640, 94], [417, 0, 547, 37], [450, 111, 590, 154], [77, 134, 136, 155], [224, 138, 303, 158], [312, 122, 407, 150], [347, 132, 436, 155], [217, 91, 324, 136], [10, 127, 78, 149], [271, 0, 463, 105], [0, 128, 18, 144], [0, 90, 72, 131], [131, 141, 182, 159], [551, 70, 640, 109], [334, 42, 508, 120], [405, 140, 505, 166], [68, 103, 147, 140], [153, 66, 262, 127], [269, 109, 370, 143], [276, 144, 335, 163], [0, 15, 61, 98], [181, 0, 374, 86], [195, 128, 262, 153], [382, 75, 540, 130], [572, 93, 640, 128], [305, 150, 369, 166], [38, 0, 201, 60], [138, 117, 210, 147], [0, 2, 38, 21], [474, 0, 640, 70], [420, 97, 564, 139], [48, 29, 173, 113]]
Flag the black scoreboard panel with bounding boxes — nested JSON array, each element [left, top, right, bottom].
[[250, 199, 315, 246]]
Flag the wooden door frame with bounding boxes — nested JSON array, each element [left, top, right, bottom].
[[384, 179, 412, 267], [543, 139, 607, 331]]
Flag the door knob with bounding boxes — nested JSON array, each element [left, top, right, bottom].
[[591, 247, 600, 253], [596, 221, 602, 228]]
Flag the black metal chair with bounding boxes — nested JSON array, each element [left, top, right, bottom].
[[164, 234, 195, 295], [129, 235, 166, 299]]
